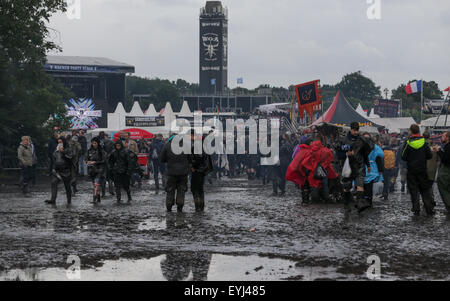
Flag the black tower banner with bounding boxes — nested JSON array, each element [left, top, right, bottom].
[[199, 1, 228, 94]]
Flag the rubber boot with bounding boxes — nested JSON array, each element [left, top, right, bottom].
[[343, 191, 353, 212], [91, 195, 97, 204], [126, 190, 132, 203], [101, 184, 106, 197], [116, 188, 121, 203], [166, 191, 175, 212], [66, 190, 72, 205], [199, 192, 205, 211], [176, 189, 185, 212], [356, 191, 370, 213], [45, 182, 58, 204], [97, 194, 101, 203]]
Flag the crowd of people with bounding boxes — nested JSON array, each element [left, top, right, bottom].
[[286, 122, 450, 216], [14, 121, 450, 216]]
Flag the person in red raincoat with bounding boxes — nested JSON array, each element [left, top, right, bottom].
[[285, 138, 312, 203], [286, 139, 338, 203]]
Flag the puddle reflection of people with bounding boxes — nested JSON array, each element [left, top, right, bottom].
[[165, 212, 190, 230], [160, 252, 212, 281]]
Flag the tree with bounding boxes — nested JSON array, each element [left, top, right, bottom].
[[0, 0, 71, 159], [335, 71, 381, 109], [125, 76, 183, 112]]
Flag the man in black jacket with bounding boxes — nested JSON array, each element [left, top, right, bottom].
[[160, 133, 191, 212], [45, 136, 73, 205], [189, 132, 213, 212], [434, 131, 450, 213], [108, 140, 133, 203], [341, 122, 373, 212], [401, 124, 433, 215], [99, 132, 115, 196]]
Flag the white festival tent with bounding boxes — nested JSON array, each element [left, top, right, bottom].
[[369, 117, 416, 134]]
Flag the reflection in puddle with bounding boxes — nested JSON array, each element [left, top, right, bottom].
[[138, 217, 166, 231], [0, 253, 363, 281]]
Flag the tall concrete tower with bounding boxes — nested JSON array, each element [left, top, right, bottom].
[[199, 1, 228, 94]]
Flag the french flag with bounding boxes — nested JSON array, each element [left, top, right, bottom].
[[405, 80, 422, 95]]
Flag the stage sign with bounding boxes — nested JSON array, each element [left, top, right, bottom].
[[373, 99, 399, 118], [125, 117, 165, 127], [294, 80, 322, 120]]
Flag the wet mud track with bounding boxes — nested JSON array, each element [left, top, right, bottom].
[[0, 177, 449, 280]]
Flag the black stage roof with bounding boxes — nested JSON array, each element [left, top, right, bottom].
[[45, 55, 135, 74]]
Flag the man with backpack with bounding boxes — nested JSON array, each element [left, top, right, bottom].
[[149, 134, 166, 193], [382, 138, 397, 201], [401, 124, 434, 216]]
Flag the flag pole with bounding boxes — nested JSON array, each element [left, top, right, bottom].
[[421, 79, 424, 123]]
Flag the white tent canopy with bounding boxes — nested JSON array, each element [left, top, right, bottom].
[[356, 103, 367, 117], [129, 101, 144, 116], [421, 115, 450, 127], [369, 117, 416, 133], [257, 103, 289, 113], [144, 104, 158, 117]]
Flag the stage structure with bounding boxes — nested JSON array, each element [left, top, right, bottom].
[[45, 55, 135, 128]]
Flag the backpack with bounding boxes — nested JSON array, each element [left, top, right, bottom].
[[384, 150, 396, 170]]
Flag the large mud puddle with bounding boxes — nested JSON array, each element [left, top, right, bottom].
[[0, 253, 390, 281]]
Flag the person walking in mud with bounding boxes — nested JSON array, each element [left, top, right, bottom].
[[45, 136, 73, 205], [98, 131, 115, 196], [160, 132, 191, 212], [189, 131, 213, 212], [86, 137, 107, 204], [17, 136, 33, 195], [121, 131, 142, 189], [149, 134, 166, 193], [108, 139, 133, 204], [401, 124, 434, 216], [433, 131, 450, 213], [340, 122, 373, 213], [66, 135, 81, 195]]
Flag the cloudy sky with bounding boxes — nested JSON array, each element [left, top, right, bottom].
[[48, 0, 450, 93]]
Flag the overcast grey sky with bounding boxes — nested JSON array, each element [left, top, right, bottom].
[[48, 0, 450, 92]]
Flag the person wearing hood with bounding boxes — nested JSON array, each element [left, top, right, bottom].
[[300, 139, 338, 203], [149, 134, 166, 193], [363, 133, 384, 207], [86, 137, 107, 204], [98, 131, 115, 196], [286, 138, 312, 203], [17, 136, 33, 194], [66, 134, 82, 195], [401, 124, 433, 215], [160, 132, 191, 212], [45, 136, 74, 205], [340, 122, 373, 213], [108, 139, 133, 203]]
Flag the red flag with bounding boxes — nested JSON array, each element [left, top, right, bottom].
[[445, 87, 450, 92]]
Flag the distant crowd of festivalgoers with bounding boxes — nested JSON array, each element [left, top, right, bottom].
[[12, 121, 450, 216]]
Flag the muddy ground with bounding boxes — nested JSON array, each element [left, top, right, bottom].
[[0, 174, 449, 281]]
